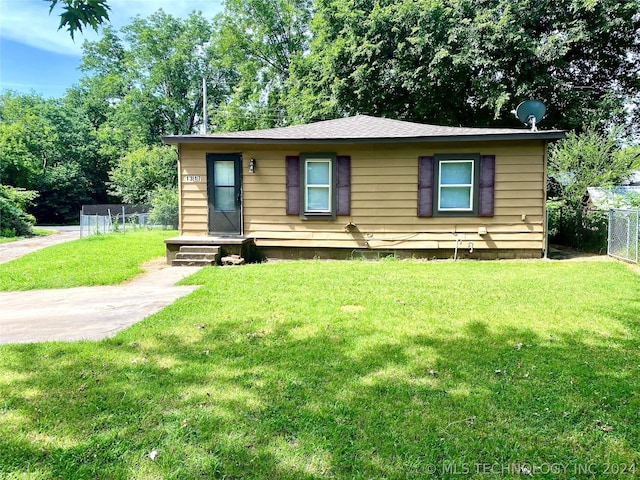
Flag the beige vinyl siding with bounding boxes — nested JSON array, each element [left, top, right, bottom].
[[178, 141, 546, 251]]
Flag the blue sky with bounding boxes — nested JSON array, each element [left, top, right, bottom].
[[0, 0, 224, 98]]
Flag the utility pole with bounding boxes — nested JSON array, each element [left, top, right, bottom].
[[194, 42, 211, 135], [202, 76, 208, 134]]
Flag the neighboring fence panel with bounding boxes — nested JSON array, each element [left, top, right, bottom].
[[79, 213, 153, 237], [80, 214, 113, 237], [80, 204, 153, 237], [608, 209, 639, 263]]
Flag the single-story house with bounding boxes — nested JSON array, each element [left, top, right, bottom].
[[162, 115, 564, 263]]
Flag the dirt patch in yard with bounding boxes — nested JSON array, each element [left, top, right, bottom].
[[547, 246, 610, 261], [123, 257, 170, 284], [140, 257, 169, 273], [548, 245, 640, 274]]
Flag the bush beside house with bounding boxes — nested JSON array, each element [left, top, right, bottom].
[[0, 185, 37, 237]]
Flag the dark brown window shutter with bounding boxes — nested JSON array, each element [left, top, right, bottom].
[[417, 156, 434, 217], [336, 155, 351, 216], [286, 156, 300, 215], [478, 155, 495, 217]]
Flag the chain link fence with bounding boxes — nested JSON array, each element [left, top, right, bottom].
[[80, 213, 114, 237], [79, 204, 150, 237], [608, 209, 639, 263]]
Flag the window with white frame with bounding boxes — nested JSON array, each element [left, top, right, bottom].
[[433, 153, 480, 216], [304, 159, 332, 213], [438, 160, 474, 211], [287, 153, 349, 220]]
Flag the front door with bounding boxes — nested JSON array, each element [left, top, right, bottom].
[[207, 153, 242, 235]]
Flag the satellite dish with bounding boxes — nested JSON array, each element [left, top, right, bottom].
[[514, 100, 546, 131]]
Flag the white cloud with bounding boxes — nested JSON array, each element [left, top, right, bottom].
[[0, 0, 224, 57]]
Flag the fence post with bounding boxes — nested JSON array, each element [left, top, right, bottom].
[[122, 205, 126, 232], [108, 208, 113, 235], [627, 213, 632, 261], [635, 211, 639, 263], [607, 209, 612, 257]]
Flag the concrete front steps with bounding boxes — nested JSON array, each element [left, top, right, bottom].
[[171, 245, 219, 267], [165, 236, 261, 265]]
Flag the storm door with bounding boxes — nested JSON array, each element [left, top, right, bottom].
[[206, 153, 242, 235]]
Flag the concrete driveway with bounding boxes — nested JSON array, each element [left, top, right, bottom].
[[0, 266, 201, 344], [0, 226, 80, 264], [0, 227, 202, 344]]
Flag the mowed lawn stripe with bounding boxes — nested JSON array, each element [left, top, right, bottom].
[[1, 259, 639, 478]]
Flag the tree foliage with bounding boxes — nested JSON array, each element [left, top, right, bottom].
[[7, 3, 640, 226], [109, 146, 177, 205], [80, 11, 235, 137], [547, 128, 637, 251], [286, 0, 640, 130], [33, 162, 94, 224], [47, 0, 110, 39], [548, 128, 636, 206], [0, 185, 37, 237], [0, 91, 113, 223], [214, 0, 312, 130], [149, 186, 179, 229]]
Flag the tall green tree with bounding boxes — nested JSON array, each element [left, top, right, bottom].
[[0, 91, 111, 223], [80, 10, 235, 138], [286, 0, 640, 131], [0, 93, 57, 187], [109, 146, 179, 230], [214, 0, 312, 130]]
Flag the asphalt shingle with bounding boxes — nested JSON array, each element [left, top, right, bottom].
[[164, 114, 565, 144]]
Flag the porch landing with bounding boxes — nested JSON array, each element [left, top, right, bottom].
[[164, 236, 258, 265]]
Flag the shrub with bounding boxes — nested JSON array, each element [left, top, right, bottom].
[[109, 146, 177, 204], [547, 201, 608, 253], [0, 184, 37, 237], [149, 186, 178, 229]]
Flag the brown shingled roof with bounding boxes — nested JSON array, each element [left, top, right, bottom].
[[163, 114, 565, 145]]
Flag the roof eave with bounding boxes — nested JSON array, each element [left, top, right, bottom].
[[163, 131, 566, 145]]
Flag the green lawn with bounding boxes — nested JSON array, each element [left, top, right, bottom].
[[0, 230, 177, 291], [1, 259, 639, 478]]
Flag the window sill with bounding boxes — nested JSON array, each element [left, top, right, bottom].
[[434, 210, 478, 217], [301, 212, 336, 220]]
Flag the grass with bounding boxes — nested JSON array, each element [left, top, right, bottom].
[[0, 228, 55, 245], [1, 259, 639, 479], [0, 230, 177, 291], [31, 228, 56, 237]]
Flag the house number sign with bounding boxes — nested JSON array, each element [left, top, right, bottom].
[[184, 175, 202, 183]]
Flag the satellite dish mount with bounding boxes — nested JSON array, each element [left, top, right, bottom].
[[514, 100, 546, 132]]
